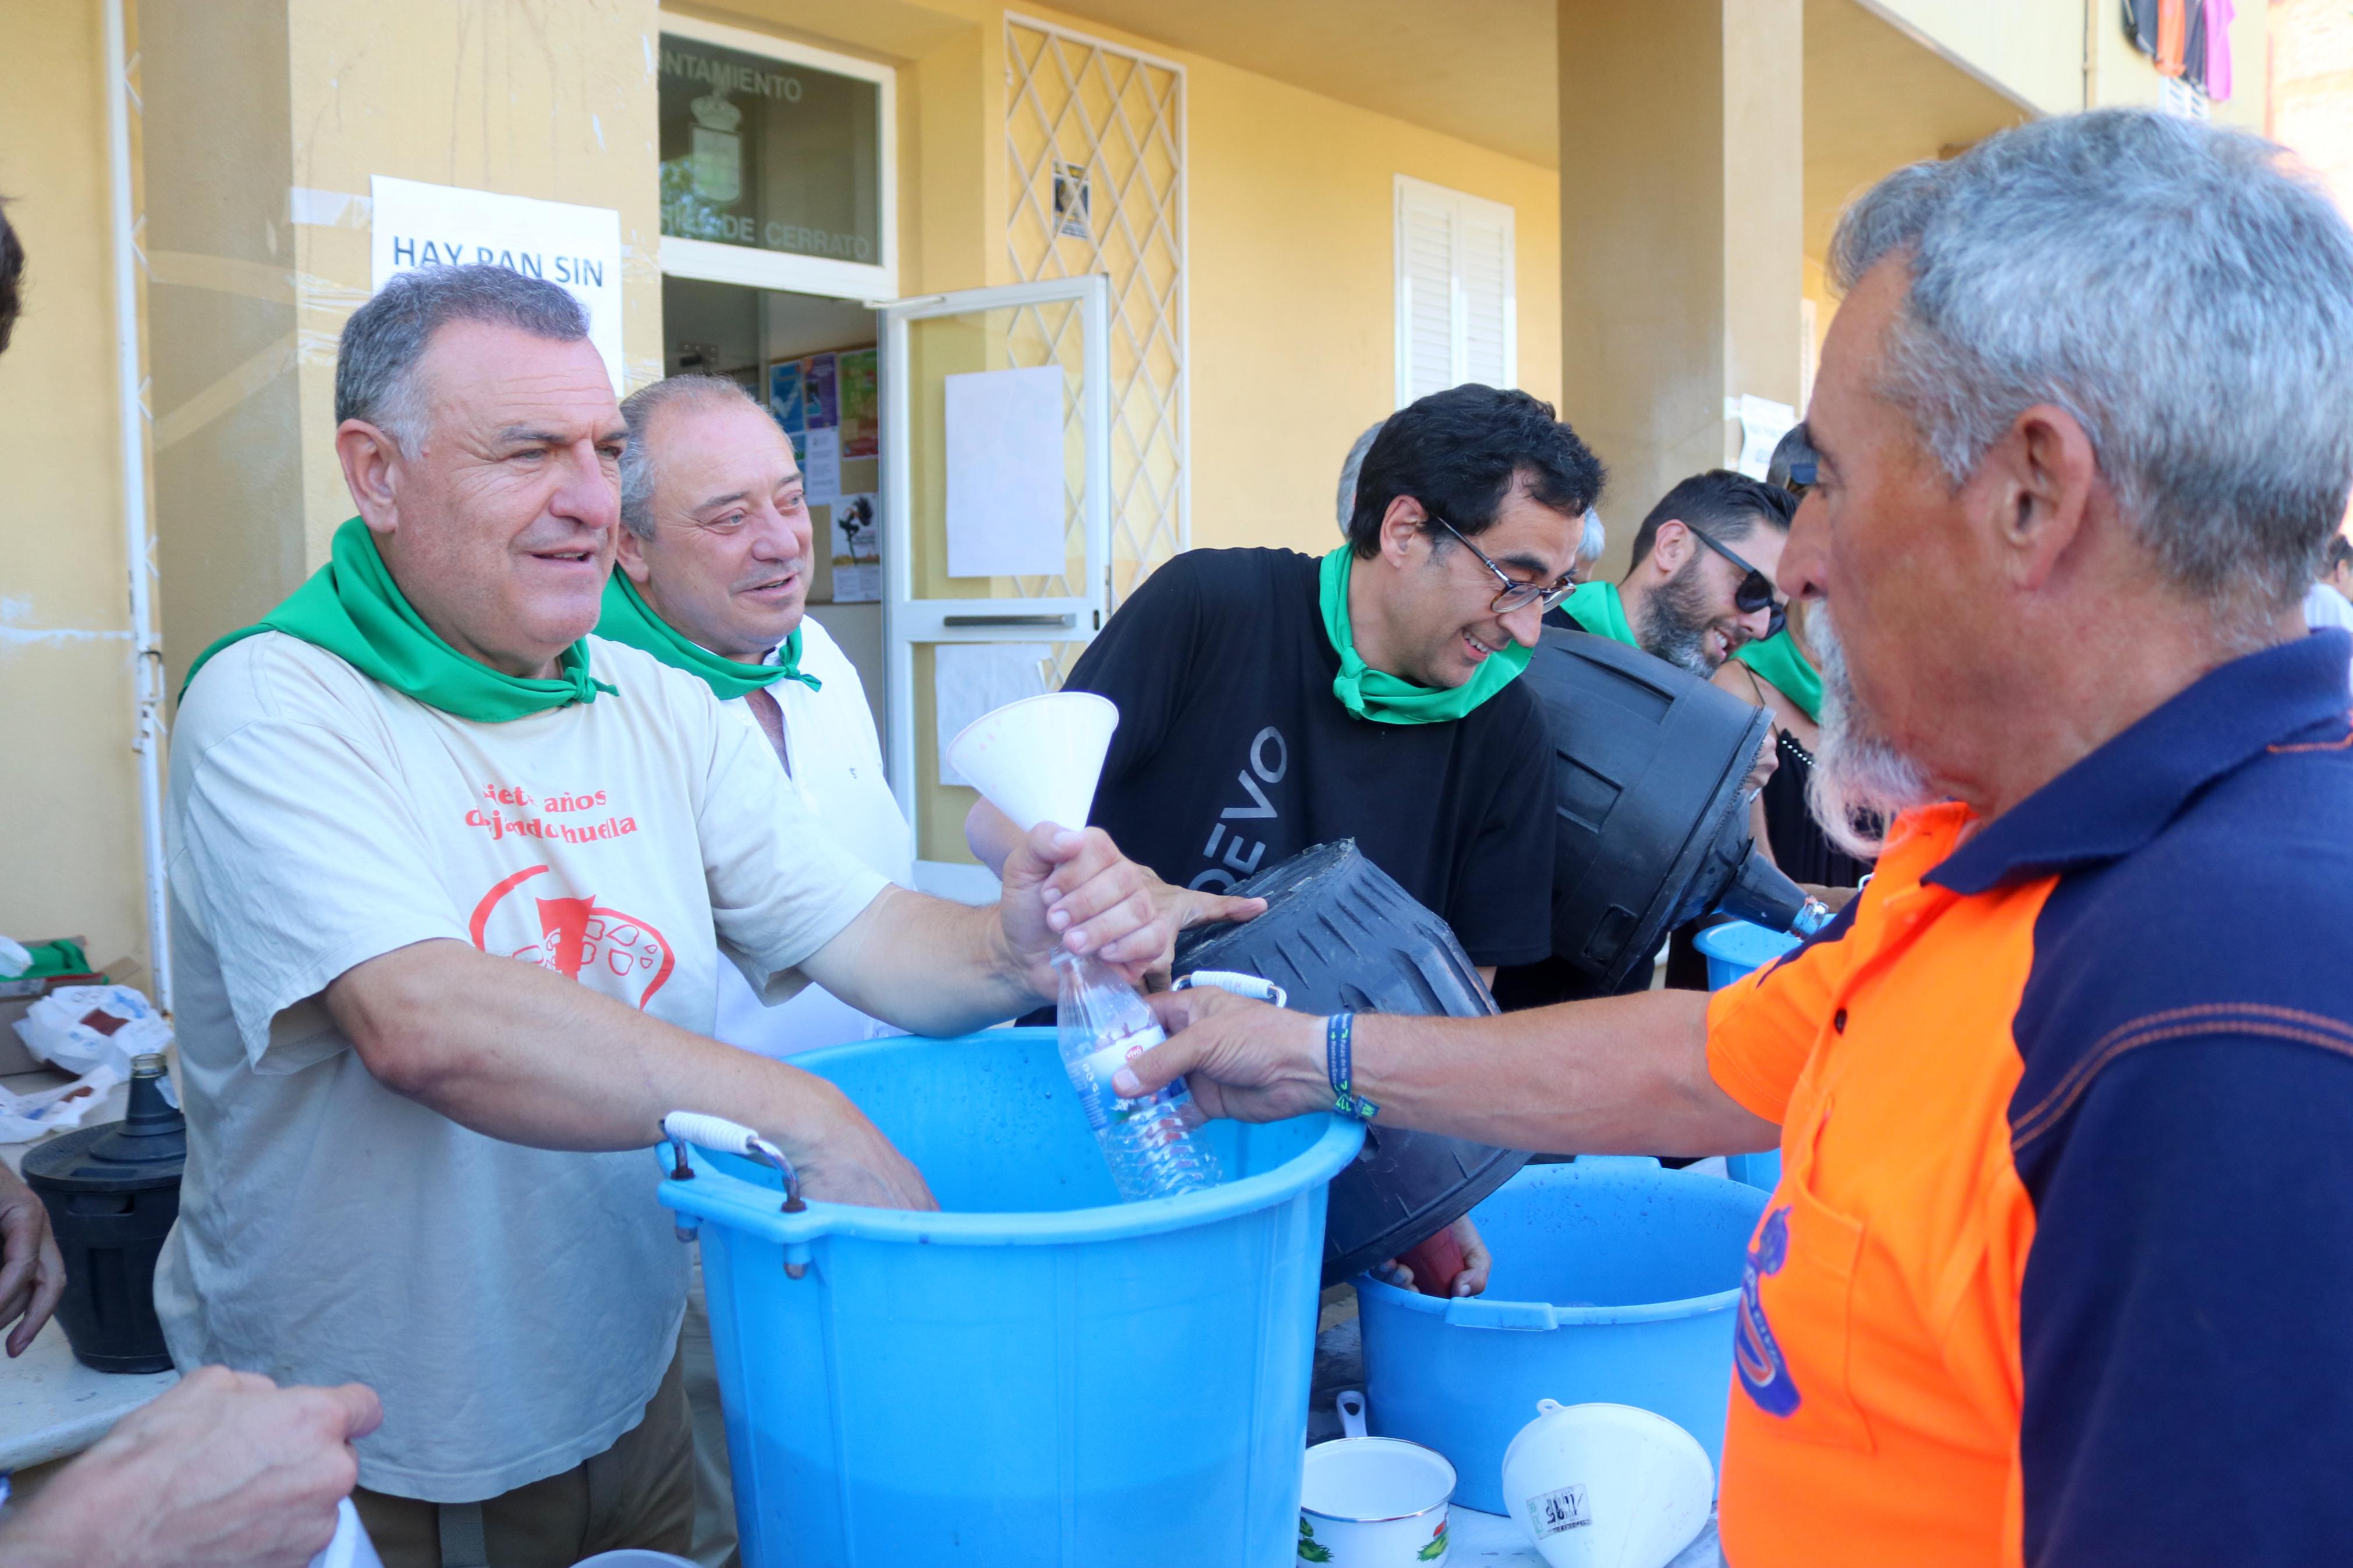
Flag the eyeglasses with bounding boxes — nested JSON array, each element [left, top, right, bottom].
[[1686, 527, 1787, 640], [1428, 513, 1578, 616]]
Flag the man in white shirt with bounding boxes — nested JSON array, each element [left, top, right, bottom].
[[161, 264, 1174, 1568], [601, 374, 911, 1060]]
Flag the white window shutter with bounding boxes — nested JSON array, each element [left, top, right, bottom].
[[1394, 175, 1516, 407], [1458, 207, 1513, 389], [1399, 187, 1456, 402]]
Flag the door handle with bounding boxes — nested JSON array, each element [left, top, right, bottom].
[[941, 613, 1078, 628]]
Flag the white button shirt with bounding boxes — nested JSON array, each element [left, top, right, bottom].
[[711, 616, 917, 1055]]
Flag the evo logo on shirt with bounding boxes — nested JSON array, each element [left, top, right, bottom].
[[1734, 1205, 1803, 1418], [1190, 726, 1289, 892]]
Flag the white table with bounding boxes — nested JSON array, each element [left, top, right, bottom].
[[1447, 1502, 1722, 1565], [0, 1318, 178, 1472]]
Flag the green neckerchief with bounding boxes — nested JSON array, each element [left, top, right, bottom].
[[1316, 547, 1532, 725], [181, 517, 612, 721], [1734, 627, 1824, 724], [1558, 580, 1637, 648], [595, 571, 821, 701]]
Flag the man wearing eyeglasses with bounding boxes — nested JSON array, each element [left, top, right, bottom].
[[967, 381, 1599, 1007], [1554, 469, 1793, 674]]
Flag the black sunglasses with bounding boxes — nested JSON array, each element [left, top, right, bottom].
[[1687, 527, 1787, 640], [1427, 513, 1578, 616]]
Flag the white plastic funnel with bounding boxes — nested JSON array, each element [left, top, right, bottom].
[[946, 691, 1120, 833], [1500, 1400, 1713, 1568]]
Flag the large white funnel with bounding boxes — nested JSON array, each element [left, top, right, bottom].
[[946, 691, 1120, 833], [1501, 1400, 1713, 1568]]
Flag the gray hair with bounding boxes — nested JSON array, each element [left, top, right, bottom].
[[1830, 109, 2353, 616], [1576, 507, 1606, 566], [1336, 418, 1387, 535], [335, 264, 590, 453], [616, 374, 768, 539]]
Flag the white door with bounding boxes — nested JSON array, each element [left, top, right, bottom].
[[879, 274, 1113, 877]]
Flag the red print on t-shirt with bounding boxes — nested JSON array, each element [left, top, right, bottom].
[[468, 865, 675, 1009]]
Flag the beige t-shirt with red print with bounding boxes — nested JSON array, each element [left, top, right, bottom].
[[154, 631, 888, 1503]]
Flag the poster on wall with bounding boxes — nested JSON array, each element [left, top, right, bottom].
[[768, 361, 807, 459], [370, 176, 624, 389], [803, 427, 842, 506], [803, 351, 839, 430], [837, 349, 879, 458], [830, 492, 881, 603]]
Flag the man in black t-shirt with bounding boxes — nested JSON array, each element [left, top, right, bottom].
[[971, 384, 1603, 983]]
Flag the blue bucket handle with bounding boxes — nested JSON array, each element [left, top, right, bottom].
[[1442, 1297, 1559, 1332], [1571, 1154, 1662, 1171]]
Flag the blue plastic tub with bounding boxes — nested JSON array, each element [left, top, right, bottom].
[[1692, 920, 1802, 1191], [1691, 918, 1802, 990], [656, 1028, 1362, 1568], [1356, 1156, 1766, 1513]]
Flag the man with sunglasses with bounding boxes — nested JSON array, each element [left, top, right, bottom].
[[968, 381, 1599, 1003], [1553, 469, 1793, 674]]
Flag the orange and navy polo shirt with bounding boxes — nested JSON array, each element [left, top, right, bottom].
[[1703, 631, 2353, 1567]]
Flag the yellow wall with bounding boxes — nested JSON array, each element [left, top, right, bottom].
[[1177, 36, 1563, 554], [0, 2, 150, 973], [1865, 0, 2085, 116], [697, 0, 1564, 559]]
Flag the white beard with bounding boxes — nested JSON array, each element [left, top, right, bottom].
[[1807, 605, 1935, 859]]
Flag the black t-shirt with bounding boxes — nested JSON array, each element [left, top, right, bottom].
[[1066, 547, 1556, 968]]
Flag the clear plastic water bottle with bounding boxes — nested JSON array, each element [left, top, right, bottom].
[[1054, 950, 1225, 1201]]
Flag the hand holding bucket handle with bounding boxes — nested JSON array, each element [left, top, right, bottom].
[[662, 1111, 805, 1214]]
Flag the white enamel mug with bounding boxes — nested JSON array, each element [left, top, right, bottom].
[[1298, 1390, 1456, 1566]]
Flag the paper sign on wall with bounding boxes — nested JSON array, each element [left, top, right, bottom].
[[837, 348, 880, 457], [369, 176, 624, 389], [803, 426, 842, 506], [831, 492, 880, 603], [945, 366, 1067, 579], [1730, 393, 1798, 482], [935, 643, 1052, 788]]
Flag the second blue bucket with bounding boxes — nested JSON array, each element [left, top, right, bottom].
[[1357, 1157, 1766, 1512], [1692, 919, 1803, 1191], [656, 1028, 1362, 1568]]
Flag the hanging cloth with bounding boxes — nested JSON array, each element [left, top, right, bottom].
[[1733, 628, 1825, 726], [2156, 0, 2189, 76], [1556, 580, 1638, 649], [182, 517, 613, 721], [2124, 0, 2160, 57], [594, 570, 820, 701], [1316, 547, 1531, 724], [2204, 0, 2235, 100]]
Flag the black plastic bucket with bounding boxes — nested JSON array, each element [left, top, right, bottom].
[[1172, 841, 1530, 1284], [1515, 628, 1815, 990], [22, 1054, 184, 1373]]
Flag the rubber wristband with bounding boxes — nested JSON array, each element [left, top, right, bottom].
[[1325, 1012, 1380, 1121]]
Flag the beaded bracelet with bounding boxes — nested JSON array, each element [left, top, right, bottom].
[[1325, 1011, 1380, 1122]]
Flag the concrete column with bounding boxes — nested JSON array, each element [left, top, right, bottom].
[[1556, 0, 1802, 578], [141, 0, 662, 695]]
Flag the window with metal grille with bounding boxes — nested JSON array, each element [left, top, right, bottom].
[[1394, 175, 1516, 407]]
